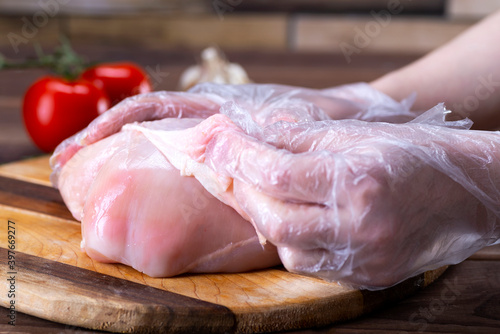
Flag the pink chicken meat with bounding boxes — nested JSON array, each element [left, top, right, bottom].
[[57, 117, 279, 277]]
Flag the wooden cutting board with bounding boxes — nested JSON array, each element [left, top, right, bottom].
[[0, 156, 447, 333]]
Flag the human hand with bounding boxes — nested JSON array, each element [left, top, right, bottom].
[[134, 103, 500, 290]]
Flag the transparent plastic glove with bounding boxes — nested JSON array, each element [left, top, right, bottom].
[[190, 82, 418, 124], [132, 104, 500, 290], [50, 82, 418, 187]]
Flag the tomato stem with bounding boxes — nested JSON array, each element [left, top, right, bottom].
[[0, 37, 88, 81]]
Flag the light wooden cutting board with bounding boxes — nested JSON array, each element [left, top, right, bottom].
[[0, 156, 447, 333]]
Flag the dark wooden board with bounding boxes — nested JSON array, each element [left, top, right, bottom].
[[0, 156, 448, 333]]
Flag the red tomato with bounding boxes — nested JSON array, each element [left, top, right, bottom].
[[81, 62, 152, 106], [22, 77, 110, 153]]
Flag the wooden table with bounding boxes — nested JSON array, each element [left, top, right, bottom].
[[1, 47, 499, 333]]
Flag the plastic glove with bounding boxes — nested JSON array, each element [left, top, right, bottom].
[[50, 82, 417, 186], [131, 103, 500, 290], [190, 82, 418, 124]]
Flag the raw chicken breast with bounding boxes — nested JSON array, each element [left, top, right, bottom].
[[58, 118, 279, 277]]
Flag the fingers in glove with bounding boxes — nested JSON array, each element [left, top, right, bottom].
[[204, 123, 353, 205], [50, 91, 221, 177], [232, 180, 358, 249]]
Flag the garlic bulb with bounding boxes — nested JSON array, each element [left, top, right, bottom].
[[179, 47, 252, 90]]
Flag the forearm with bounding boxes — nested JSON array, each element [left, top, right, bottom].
[[371, 10, 500, 129]]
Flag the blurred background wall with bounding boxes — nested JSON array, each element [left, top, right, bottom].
[[0, 0, 499, 92], [0, 0, 498, 57], [0, 0, 499, 160]]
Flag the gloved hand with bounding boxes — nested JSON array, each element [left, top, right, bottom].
[[50, 82, 417, 186], [131, 102, 500, 290]]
